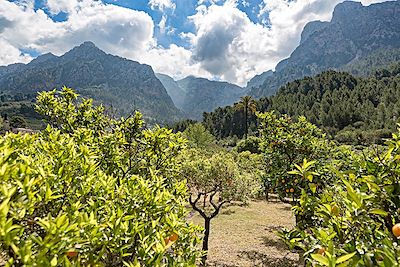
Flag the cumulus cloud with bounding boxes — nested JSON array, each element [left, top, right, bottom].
[[0, 0, 206, 81], [0, 0, 155, 60], [0, 38, 32, 65], [189, 1, 280, 85], [46, 0, 79, 14], [148, 0, 176, 11]]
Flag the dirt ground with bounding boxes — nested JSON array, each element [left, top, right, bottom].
[[190, 199, 301, 267]]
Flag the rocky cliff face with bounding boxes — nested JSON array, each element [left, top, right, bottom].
[[0, 42, 181, 124], [249, 0, 400, 98]]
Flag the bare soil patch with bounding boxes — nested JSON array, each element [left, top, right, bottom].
[[191, 200, 301, 267]]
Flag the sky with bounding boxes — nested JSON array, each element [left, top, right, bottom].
[[0, 0, 392, 86]]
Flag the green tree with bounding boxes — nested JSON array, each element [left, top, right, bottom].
[[180, 150, 254, 266], [0, 87, 202, 266], [280, 135, 400, 266], [183, 123, 215, 149], [258, 111, 332, 206], [235, 96, 257, 139]]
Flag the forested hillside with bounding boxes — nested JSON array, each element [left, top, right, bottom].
[[198, 63, 400, 144]]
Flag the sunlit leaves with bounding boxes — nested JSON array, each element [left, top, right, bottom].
[[0, 88, 202, 266]]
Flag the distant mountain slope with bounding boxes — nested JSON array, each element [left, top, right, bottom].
[[0, 42, 181, 124], [156, 74, 245, 120], [245, 70, 273, 91], [249, 0, 400, 98], [155, 73, 186, 110], [177, 76, 245, 120]]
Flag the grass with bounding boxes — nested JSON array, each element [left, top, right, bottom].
[[190, 199, 301, 267]]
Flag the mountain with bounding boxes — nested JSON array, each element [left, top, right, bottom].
[[0, 42, 181, 124], [155, 73, 186, 110], [245, 70, 273, 91], [249, 0, 400, 98], [157, 74, 245, 120]]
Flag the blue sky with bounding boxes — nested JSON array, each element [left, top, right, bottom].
[[0, 0, 391, 85], [28, 0, 266, 49]]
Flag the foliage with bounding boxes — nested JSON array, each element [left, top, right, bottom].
[[168, 119, 197, 134], [235, 96, 257, 138], [280, 130, 400, 266], [198, 63, 400, 145], [258, 111, 332, 202], [179, 149, 255, 265], [9, 115, 27, 129], [182, 123, 215, 149], [0, 88, 202, 266], [202, 98, 269, 139], [234, 136, 261, 154]]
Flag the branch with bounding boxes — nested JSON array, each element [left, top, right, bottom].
[[210, 200, 229, 219], [189, 193, 209, 219]]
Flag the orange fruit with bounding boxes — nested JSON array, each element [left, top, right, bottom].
[[164, 237, 171, 245], [169, 233, 179, 242], [331, 205, 340, 216], [282, 179, 285, 183], [392, 223, 400, 238], [66, 251, 78, 258], [289, 188, 294, 193], [285, 189, 289, 193], [317, 247, 326, 255]]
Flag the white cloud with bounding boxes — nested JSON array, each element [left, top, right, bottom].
[[188, 1, 281, 85], [0, 0, 155, 60], [0, 38, 32, 65], [148, 0, 176, 11], [46, 0, 79, 14], [159, 15, 167, 34], [187, 0, 393, 86]]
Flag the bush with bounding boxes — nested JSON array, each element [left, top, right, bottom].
[[234, 136, 261, 154], [0, 88, 202, 266], [9, 115, 27, 129], [183, 123, 215, 149], [280, 132, 400, 266]]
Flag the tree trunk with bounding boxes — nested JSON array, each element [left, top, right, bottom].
[[244, 107, 248, 139], [201, 218, 211, 266]]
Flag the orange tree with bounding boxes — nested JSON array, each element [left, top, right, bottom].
[[0, 88, 202, 266], [257, 111, 332, 205], [280, 132, 400, 266], [179, 149, 255, 266]]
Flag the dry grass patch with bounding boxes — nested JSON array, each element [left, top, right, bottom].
[[190, 200, 300, 267]]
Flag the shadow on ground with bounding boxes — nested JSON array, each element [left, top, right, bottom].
[[260, 235, 289, 252], [238, 250, 299, 267], [207, 261, 238, 267]]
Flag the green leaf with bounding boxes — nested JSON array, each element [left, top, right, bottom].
[[311, 254, 329, 266], [309, 183, 317, 193], [369, 209, 388, 217], [50, 256, 57, 267], [337, 252, 357, 264]]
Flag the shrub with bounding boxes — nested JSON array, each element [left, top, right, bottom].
[[280, 131, 400, 266], [0, 88, 202, 266], [234, 136, 261, 154]]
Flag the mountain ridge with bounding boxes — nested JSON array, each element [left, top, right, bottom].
[[0, 41, 181, 124], [249, 0, 400, 98]]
